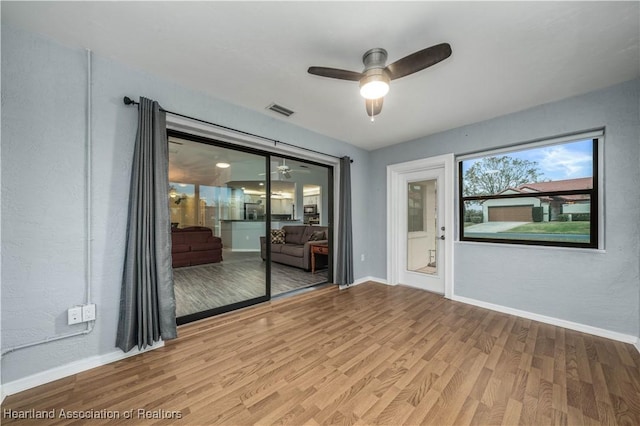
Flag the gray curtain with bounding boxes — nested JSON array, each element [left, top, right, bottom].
[[116, 97, 177, 352], [336, 156, 354, 285]]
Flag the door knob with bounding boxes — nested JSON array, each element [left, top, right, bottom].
[[439, 235, 445, 240]]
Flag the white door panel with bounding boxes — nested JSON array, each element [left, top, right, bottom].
[[398, 169, 444, 293], [387, 154, 454, 298]]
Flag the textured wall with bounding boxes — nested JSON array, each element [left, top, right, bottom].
[[369, 79, 640, 336], [1, 25, 370, 383]]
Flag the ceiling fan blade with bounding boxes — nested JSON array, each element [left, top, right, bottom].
[[365, 97, 384, 117], [307, 66, 363, 82], [385, 43, 452, 80]]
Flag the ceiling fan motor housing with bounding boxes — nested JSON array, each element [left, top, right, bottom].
[[362, 48, 388, 70]]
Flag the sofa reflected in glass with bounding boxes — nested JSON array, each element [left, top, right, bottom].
[[171, 226, 223, 268], [260, 225, 328, 271]]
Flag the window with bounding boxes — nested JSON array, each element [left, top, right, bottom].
[[408, 181, 426, 232], [459, 133, 600, 248]]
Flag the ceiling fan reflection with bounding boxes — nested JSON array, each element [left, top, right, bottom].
[[258, 160, 311, 179]]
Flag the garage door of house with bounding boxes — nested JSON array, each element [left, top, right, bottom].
[[488, 205, 533, 222]]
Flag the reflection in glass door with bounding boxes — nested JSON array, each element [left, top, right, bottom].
[[269, 156, 331, 295], [407, 179, 438, 275], [168, 133, 269, 324]]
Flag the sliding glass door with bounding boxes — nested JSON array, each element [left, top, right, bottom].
[[168, 133, 269, 323], [168, 130, 333, 324]]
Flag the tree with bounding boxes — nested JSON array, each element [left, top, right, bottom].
[[463, 156, 544, 196]]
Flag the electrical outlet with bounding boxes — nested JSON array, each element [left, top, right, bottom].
[[82, 304, 96, 321], [68, 307, 83, 325]]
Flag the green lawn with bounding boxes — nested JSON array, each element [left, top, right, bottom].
[[501, 221, 590, 234]]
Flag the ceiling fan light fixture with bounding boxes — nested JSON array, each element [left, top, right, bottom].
[[308, 43, 452, 116], [359, 69, 390, 100]]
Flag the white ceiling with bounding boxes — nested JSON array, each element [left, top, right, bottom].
[[168, 135, 326, 188], [3, 1, 639, 150]]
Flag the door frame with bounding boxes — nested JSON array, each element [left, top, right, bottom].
[[166, 116, 337, 325], [387, 154, 454, 299]]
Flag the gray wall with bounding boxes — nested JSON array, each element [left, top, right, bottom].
[[370, 78, 640, 337], [1, 25, 370, 383]]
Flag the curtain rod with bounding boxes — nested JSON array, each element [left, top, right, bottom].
[[123, 96, 352, 163]]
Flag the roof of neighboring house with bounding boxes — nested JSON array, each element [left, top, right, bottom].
[[518, 177, 592, 192], [492, 177, 593, 202]]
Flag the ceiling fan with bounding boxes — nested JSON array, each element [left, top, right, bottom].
[[307, 43, 452, 119], [259, 159, 310, 179]]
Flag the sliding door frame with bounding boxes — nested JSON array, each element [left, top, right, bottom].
[[168, 129, 334, 325]]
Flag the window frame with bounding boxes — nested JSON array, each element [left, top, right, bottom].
[[458, 134, 601, 249]]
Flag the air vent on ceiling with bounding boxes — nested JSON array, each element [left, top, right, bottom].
[[266, 103, 295, 117]]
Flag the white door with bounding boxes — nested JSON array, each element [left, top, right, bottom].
[[398, 168, 445, 293], [387, 154, 453, 297]]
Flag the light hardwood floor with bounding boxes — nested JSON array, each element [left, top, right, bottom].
[[3, 282, 640, 425]]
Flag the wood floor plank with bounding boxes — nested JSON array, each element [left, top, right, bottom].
[[3, 282, 640, 425]]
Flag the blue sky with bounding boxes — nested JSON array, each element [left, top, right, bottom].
[[462, 139, 593, 181]]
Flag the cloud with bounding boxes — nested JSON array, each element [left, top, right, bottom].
[[538, 145, 592, 178]]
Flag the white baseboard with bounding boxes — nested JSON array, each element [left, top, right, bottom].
[[452, 295, 637, 344], [2, 342, 164, 397], [339, 276, 388, 290], [634, 339, 640, 354], [365, 276, 388, 285]]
